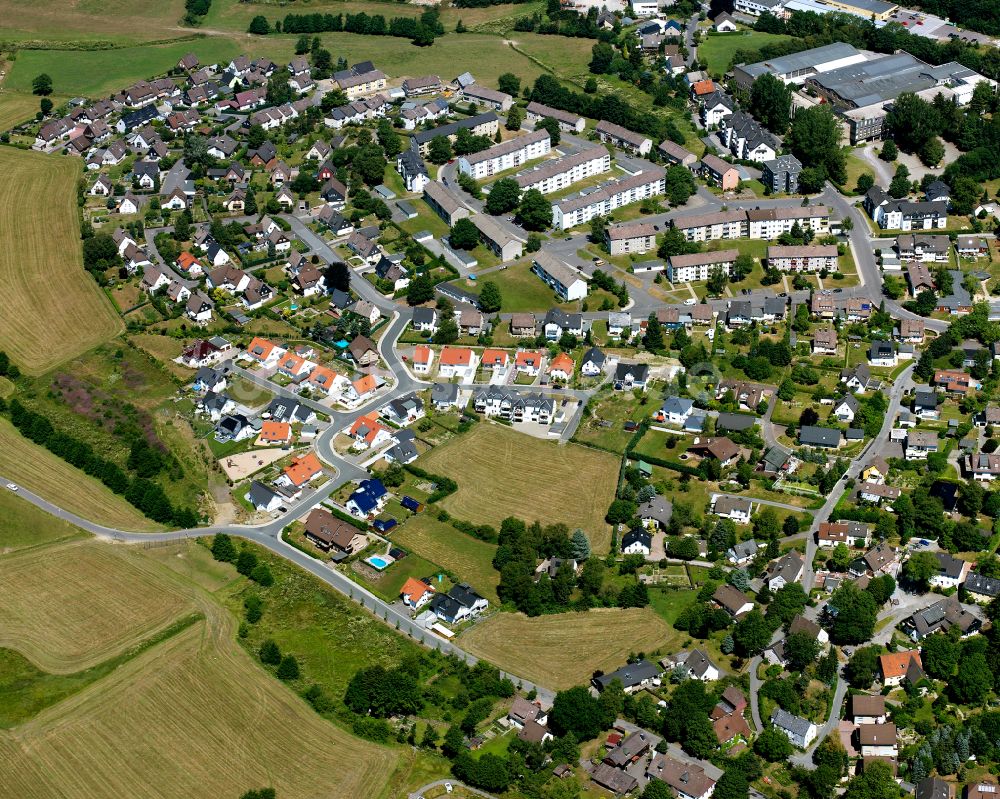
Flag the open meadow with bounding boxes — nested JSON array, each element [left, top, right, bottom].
[[698, 31, 794, 76], [459, 607, 673, 690], [0, 148, 122, 374], [0, 531, 401, 798], [0, 0, 186, 43], [418, 423, 618, 552], [392, 513, 500, 604], [0, 489, 87, 554]]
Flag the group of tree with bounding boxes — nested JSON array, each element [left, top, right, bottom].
[[3, 398, 197, 527], [529, 73, 686, 149], [493, 516, 645, 614], [252, 8, 442, 45]]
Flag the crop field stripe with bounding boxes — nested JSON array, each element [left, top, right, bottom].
[[0, 148, 122, 374], [0, 418, 160, 531], [459, 607, 672, 690], [0, 541, 196, 673], [418, 423, 618, 553]]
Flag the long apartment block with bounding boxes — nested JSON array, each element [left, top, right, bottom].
[[513, 146, 611, 195], [671, 205, 831, 242], [457, 128, 551, 180], [552, 168, 666, 231]]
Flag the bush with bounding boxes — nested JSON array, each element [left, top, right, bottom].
[[276, 654, 300, 680], [259, 639, 281, 665]]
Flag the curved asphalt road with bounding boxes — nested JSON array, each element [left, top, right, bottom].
[[2, 478, 556, 704]]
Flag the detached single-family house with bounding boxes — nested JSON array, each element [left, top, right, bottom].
[[303, 508, 368, 556], [593, 659, 660, 693], [429, 583, 488, 624], [712, 495, 753, 525], [400, 577, 435, 610], [770, 708, 818, 749], [665, 649, 721, 682], [879, 650, 923, 687]]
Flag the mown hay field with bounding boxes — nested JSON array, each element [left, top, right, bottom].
[[0, 612, 396, 799], [0, 148, 122, 374], [418, 423, 618, 553], [0, 0, 185, 44], [0, 534, 399, 799], [392, 513, 500, 604], [0, 417, 162, 531], [0, 541, 195, 672], [459, 607, 672, 690]]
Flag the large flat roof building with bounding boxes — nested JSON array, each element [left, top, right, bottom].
[[734, 42, 867, 88]]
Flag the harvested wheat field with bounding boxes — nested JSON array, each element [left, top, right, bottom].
[[0, 148, 122, 374], [418, 423, 618, 552], [0, 541, 194, 672], [0, 609, 397, 799], [0, 418, 161, 531], [459, 608, 672, 690]]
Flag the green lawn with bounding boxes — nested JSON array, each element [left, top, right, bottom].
[[350, 550, 443, 603], [572, 387, 657, 454], [0, 490, 88, 553], [698, 31, 795, 76], [448, 259, 563, 313], [391, 513, 500, 604], [649, 587, 697, 626]]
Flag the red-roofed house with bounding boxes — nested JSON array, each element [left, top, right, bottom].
[[307, 364, 342, 396], [349, 411, 393, 450], [176, 251, 204, 276], [412, 344, 434, 375], [515, 350, 545, 377], [258, 420, 292, 446], [276, 452, 323, 490], [481, 348, 510, 373], [548, 352, 574, 381], [351, 374, 378, 402], [245, 337, 285, 367], [438, 347, 478, 381], [276, 351, 315, 382], [400, 577, 435, 610]]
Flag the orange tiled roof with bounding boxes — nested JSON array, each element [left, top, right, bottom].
[[413, 344, 432, 363], [481, 348, 509, 366], [247, 336, 279, 361], [439, 346, 474, 366], [283, 452, 322, 486], [353, 374, 377, 395], [259, 420, 291, 443], [308, 364, 339, 391], [400, 577, 433, 603], [515, 350, 544, 368], [548, 352, 574, 373], [879, 650, 921, 679]]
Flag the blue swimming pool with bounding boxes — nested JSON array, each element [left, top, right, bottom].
[[367, 556, 391, 570]]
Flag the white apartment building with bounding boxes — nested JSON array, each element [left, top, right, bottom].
[[552, 168, 665, 230], [746, 206, 831, 239], [667, 250, 739, 283], [514, 146, 610, 195], [767, 244, 839, 271], [457, 129, 550, 180], [673, 210, 747, 242]]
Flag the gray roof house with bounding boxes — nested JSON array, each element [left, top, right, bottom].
[[593, 659, 661, 692], [799, 425, 841, 448], [770, 707, 818, 749]]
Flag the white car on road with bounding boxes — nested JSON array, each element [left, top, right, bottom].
[[6, 483, 18, 491]]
